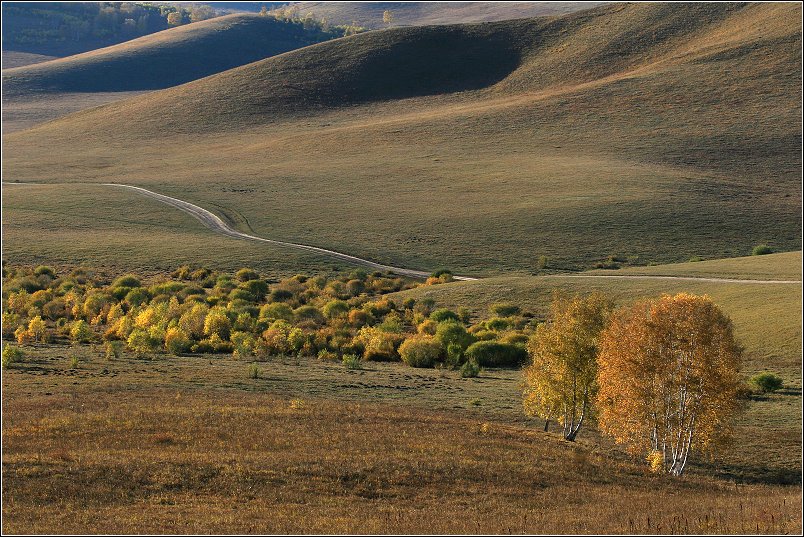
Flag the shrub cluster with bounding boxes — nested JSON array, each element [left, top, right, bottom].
[[2, 266, 535, 370]]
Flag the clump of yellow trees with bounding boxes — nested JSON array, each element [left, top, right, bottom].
[[524, 291, 743, 476]]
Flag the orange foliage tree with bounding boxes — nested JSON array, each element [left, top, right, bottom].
[[523, 292, 612, 441], [596, 293, 743, 476]]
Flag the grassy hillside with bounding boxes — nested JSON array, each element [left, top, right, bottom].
[[1, 51, 57, 69], [3, 2, 801, 274], [2, 14, 341, 95], [272, 2, 604, 29], [1, 13, 341, 132]]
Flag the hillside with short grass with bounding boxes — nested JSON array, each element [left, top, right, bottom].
[[1, 13, 343, 132], [4, 2, 801, 273]]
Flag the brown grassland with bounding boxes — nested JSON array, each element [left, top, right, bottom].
[[2, 346, 801, 534]]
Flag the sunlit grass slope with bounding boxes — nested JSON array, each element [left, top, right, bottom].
[[3, 3, 801, 273], [276, 2, 603, 29]]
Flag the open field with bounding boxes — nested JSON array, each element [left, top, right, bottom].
[[4, 3, 800, 274], [2, 345, 802, 534]]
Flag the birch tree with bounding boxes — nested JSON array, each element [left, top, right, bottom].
[[596, 293, 742, 476], [523, 292, 612, 440]]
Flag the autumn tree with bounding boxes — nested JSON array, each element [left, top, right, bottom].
[[383, 9, 394, 26], [596, 293, 743, 476], [523, 292, 612, 440]]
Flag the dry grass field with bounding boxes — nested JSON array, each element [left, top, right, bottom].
[[3, 345, 801, 534]]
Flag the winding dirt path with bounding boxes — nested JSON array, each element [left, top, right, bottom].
[[101, 183, 477, 281], [5, 181, 801, 285]]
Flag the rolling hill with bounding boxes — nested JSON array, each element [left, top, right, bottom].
[[271, 2, 605, 29], [1, 13, 341, 131], [3, 2, 801, 274]]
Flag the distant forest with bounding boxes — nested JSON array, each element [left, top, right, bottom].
[[2, 2, 221, 54]]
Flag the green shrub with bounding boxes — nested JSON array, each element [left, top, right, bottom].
[[125, 287, 151, 307], [34, 265, 56, 278], [192, 334, 234, 354], [460, 359, 480, 378], [749, 372, 784, 393], [343, 353, 362, 370], [322, 299, 350, 319], [752, 244, 773, 256], [70, 320, 94, 343], [435, 320, 474, 351], [269, 289, 294, 302], [259, 302, 294, 321], [236, 268, 260, 282], [294, 305, 324, 324], [489, 303, 520, 317], [241, 279, 268, 300], [149, 281, 185, 296], [486, 317, 512, 331], [465, 341, 528, 367], [228, 288, 255, 302], [248, 363, 262, 379], [104, 340, 123, 360], [430, 308, 460, 323], [113, 274, 141, 288], [399, 336, 443, 368], [317, 349, 338, 361], [445, 342, 464, 368], [2, 345, 24, 368]]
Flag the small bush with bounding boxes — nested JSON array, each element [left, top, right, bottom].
[[113, 274, 141, 288], [2, 345, 24, 368], [342, 353, 362, 370], [752, 244, 773, 256], [69, 355, 80, 369], [70, 320, 94, 343], [460, 359, 480, 378], [317, 349, 338, 361], [465, 341, 528, 367], [430, 308, 460, 323], [489, 303, 520, 317], [399, 336, 443, 368], [248, 363, 262, 379], [435, 320, 474, 352], [749, 372, 783, 393], [104, 340, 123, 360], [236, 268, 260, 282]]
